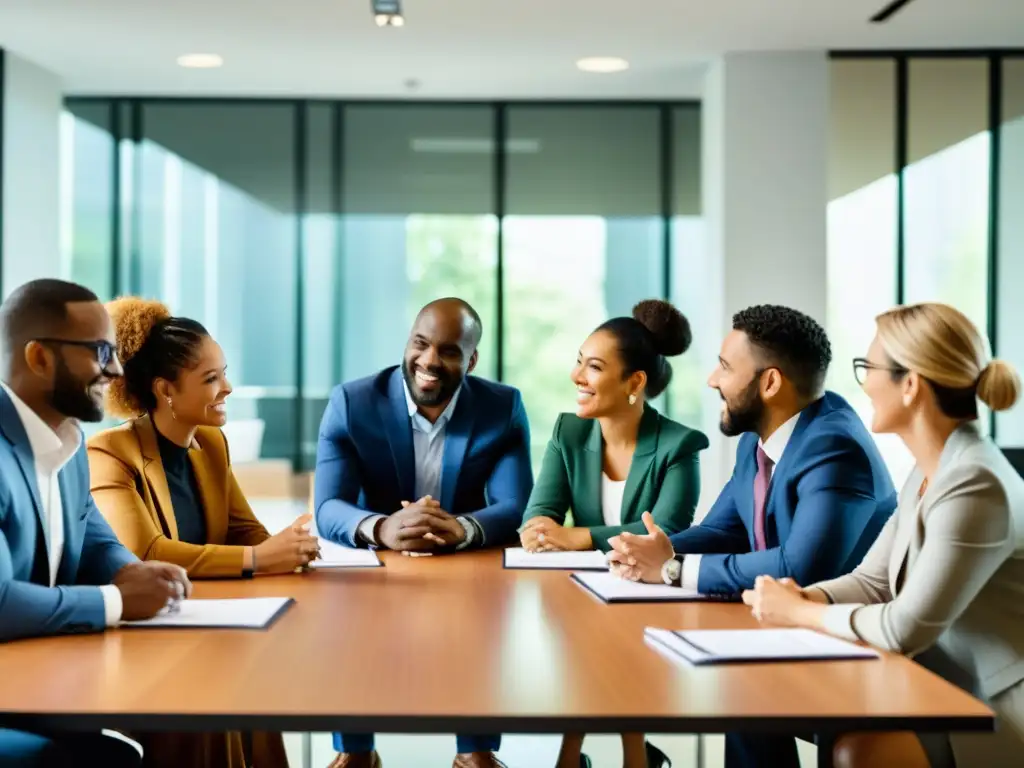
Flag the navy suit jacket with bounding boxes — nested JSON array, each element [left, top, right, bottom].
[[671, 392, 897, 596], [314, 367, 534, 548], [0, 388, 137, 642]]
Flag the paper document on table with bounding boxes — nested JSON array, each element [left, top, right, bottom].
[[645, 627, 880, 665], [310, 539, 383, 568], [571, 570, 709, 602], [121, 598, 294, 630], [503, 547, 608, 570]]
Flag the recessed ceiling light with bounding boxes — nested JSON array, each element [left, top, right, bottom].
[[576, 57, 629, 74], [177, 53, 224, 69]]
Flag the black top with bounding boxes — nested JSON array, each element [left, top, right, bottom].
[[155, 428, 208, 546]]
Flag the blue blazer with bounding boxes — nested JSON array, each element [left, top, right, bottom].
[[0, 388, 137, 642], [315, 367, 534, 548], [671, 392, 897, 596]]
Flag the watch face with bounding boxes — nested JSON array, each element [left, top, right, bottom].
[[662, 558, 681, 584]]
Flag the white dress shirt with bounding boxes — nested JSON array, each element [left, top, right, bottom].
[[601, 473, 626, 527], [0, 383, 122, 624], [679, 410, 803, 590], [357, 383, 477, 548]]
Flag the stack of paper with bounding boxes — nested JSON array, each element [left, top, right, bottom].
[[645, 627, 880, 665], [503, 547, 608, 570], [121, 597, 294, 630], [310, 539, 384, 569], [571, 570, 708, 602]]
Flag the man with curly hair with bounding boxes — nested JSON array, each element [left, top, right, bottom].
[[608, 304, 898, 767]]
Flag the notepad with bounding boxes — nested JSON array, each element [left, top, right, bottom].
[[121, 597, 294, 630], [503, 547, 609, 570], [645, 627, 880, 665], [571, 570, 709, 602], [310, 539, 383, 569]]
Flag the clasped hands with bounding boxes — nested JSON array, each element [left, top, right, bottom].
[[519, 516, 592, 552], [604, 511, 674, 583], [741, 575, 823, 627], [378, 495, 467, 554]]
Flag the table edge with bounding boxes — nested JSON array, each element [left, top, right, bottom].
[[0, 712, 995, 736]]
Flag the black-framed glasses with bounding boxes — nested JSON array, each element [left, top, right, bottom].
[[34, 338, 119, 369], [852, 357, 906, 386]]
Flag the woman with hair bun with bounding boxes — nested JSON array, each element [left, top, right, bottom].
[[744, 302, 1024, 768], [521, 299, 708, 768], [87, 298, 313, 768]]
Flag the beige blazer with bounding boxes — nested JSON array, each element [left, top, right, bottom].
[[812, 422, 1024, 702]]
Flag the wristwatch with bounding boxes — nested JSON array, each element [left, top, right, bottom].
[[661, 557, 682, 587], [455, 516, 476, 550]]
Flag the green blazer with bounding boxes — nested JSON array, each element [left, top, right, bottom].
[[522, 405, 709, 551]]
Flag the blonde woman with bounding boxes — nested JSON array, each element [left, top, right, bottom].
[[743, 302, 1024, 768]]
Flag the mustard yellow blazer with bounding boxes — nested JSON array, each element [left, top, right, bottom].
[[87, 416, 287, 768], [87, 415, 270, 578]]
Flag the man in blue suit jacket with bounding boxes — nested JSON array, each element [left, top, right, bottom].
[[315, 297, 533, 768], [0, 279, 190, 767], [609, 305, 897, 768]]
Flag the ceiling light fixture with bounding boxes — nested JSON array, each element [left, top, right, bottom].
[[372, 0, 404, 27], [576, 57, 629, 74], [177, 53, 223, 69]]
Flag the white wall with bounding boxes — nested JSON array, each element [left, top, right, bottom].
[[2, 51, 62, 296], [698, 51, 829, 506]]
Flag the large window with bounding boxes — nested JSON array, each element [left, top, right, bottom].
[[61, 103, 115, 299], [669, 105, 711, 436], [827, 59, 911, 484], [134, 103, 299, 461], [997, 58, 1024, 445], [60, 99, 702, 471], [904, 59, 990, 334], [502, 106, 666, 468], [829, 52, 1024, 455]]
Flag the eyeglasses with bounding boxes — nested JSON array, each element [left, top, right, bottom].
[[852, 357, 906, 386], [34, 338, 119, 370]]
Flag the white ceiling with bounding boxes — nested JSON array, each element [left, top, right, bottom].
[[1, 0, 1023, 98]]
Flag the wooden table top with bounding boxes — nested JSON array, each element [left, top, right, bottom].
[[0, 550, 994, 736]]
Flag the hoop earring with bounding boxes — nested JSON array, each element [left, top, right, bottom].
[[628, 394, 637, 406]]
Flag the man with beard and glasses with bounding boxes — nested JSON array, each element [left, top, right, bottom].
[[314, 297, 532, 768], [606, 305, 898, 768], [0, 279, 192, 767]]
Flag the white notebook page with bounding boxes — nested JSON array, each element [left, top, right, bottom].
[[504, 547, 608, 570]]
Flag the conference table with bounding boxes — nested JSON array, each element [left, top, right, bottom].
[[0, 550, 993, 768]]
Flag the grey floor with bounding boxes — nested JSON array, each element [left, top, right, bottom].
[[254, 501, 818, 768]]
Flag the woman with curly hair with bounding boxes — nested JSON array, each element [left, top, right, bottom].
[[87, 297, 317, 768], [519, 299, 708, 768]]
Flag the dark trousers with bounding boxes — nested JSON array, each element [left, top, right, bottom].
[[725, 733, 803, 768]]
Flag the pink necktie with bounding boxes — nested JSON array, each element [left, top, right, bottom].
[[753, 445, 774, 551]]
